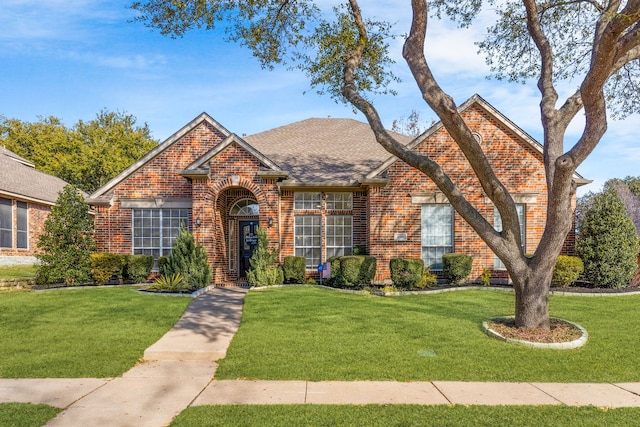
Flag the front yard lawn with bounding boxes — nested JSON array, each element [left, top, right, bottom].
[[0, 265, 37, 279], [0, 287, 191, 378], [170, 405, 640, 427], [0, 403, 60, 427], [215, 286, 640, 382]]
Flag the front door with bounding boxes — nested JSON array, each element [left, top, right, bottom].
[[239, 220, 259, 278]]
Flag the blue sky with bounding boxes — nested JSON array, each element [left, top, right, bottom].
[[1, 1, 637, 195]]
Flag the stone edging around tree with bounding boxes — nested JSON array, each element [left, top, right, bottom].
[[482, 316, 589, 350]]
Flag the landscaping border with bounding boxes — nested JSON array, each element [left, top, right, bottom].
[[482, 316, 589, 349]]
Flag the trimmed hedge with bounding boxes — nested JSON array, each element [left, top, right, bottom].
[[283, 256, 306, 284], [390, 258, 424, 289], [552, 255, 584, 288], [124, 254, 154, 284], [442, 253, 473, 285], [90, 253, 126, 286], [332, 255, 376, 288]]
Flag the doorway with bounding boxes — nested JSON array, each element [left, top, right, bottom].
[[238, 220, 259, 278]]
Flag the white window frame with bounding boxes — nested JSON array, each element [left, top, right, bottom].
[[294, 215, 322, 268], [294, 192, 321, 210], [326, 192, 353, 210], [16, 201, 28, 249], [0, 198, 12, 249], [326, 215, 353, 259], [494, 204, 526, 270], [132, 209, 189, 260], [421, 204, 454, 270]]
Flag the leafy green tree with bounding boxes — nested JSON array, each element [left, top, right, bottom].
[[0, 110, 157, 193], [36, 185, 96, 285], [246, 227, 281, 287], [131, 0, 640, 328], [577, 188, 639, 288], [164, 227, 212, 290]]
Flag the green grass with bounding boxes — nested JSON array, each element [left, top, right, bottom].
[[0, 287, 191, 378], [0, 403, 61, 427], [215, 286, 640, 382], [0, 264, 37, 279], [170, 405, 640, 427]]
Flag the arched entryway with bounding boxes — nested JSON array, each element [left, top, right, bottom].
[[216, 188, 260, 281]]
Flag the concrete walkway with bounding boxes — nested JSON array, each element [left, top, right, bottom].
[[2, 286, 640, 427]]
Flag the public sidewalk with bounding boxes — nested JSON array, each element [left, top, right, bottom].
[[1, 286, 640, 427]]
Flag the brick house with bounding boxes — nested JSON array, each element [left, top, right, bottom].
[[87, 95, 588, 284], [0, 147, 73, 265]]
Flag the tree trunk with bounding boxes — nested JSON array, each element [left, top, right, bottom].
[[511, 267, 553, 329]]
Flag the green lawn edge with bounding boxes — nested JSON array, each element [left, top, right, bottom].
[[0, 403, 61, 427]]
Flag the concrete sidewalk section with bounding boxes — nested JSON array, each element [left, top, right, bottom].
[[0, 378, 110, 408], [144, 287, 247, 362]]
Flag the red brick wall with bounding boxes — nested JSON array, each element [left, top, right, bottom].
[[369, 104, 557, 281], [0, 200, 50, 257]]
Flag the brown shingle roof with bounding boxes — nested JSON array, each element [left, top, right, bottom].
[[244, 118, 412, 184], [0, 147, 72, 205]]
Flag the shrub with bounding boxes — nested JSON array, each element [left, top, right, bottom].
[[246, 227, 280, 287], [442, 253, 473, 285], [90, 253, 126, 286], [157, 256, 169, 274], [35, 185, 96, 286], [164, 227, 212, 290], [353, 245, 367, 255], [283, 256, 306, 284], [336, 255, 376, 288], [147, 273, 189, 292], [124, 254, 154, 283], [551, 255, 584, 288], [480, 269, 492, 287], [326, 256, 342, 286], [390, 258, 424, 289], [577, 188, 640, 288], [417, 268, 438, 289]]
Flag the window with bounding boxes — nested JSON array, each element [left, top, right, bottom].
[[326, 215, 353, 258], [294, 192, 321, 210], [295, 216, 321, 268], [0, 198, 12, 248], [16, 202, 27, 249], [494, 204, 526, 269], [229, 199, 259, 216], [326, 193, 353, 210], [132, 209, 189, 260], [421, 204, 454, 270]]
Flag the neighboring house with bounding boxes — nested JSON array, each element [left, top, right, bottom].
[[87, 95, 588, 284], [0, 147, 72, 264]]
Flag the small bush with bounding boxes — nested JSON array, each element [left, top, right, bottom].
[[283, 256, 306, 284], [442, 253, 473, 285], [337, 255, 376, 288], [147, 273, 189, 292], [480, 269, 491, 286], [246, 227, 280, 287], [164, 228, 212, 290], [417, 268, 438, 289], [326, 256, 342, 286], [124, 255, 154, 283], [157, 256, 169, 274], [90, 253, 126, 286], [276, 265, 284, 285], [552, 255, 584, 288], [390, 258, 424, 289], [353, 245, 367, 255], [305, 277, 317, 285]]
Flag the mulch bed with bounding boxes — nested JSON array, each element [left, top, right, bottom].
[[487, 317, 583, 343]]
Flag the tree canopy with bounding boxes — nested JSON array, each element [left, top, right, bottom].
[[130, 0, 640, 328], [0, 110, 158, 194]]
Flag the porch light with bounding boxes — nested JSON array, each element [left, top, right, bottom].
[[195, 218, 201, 227], [268, 217, 273, 228]]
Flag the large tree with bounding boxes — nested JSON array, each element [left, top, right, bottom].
[[0, 110, 157, 193], [131, 0, 640, 328]]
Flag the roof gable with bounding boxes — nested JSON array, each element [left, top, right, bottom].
[[89, 113, 232, 198]]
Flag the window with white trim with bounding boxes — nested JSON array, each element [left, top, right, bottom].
[[326, 215, 353, 258], [494, 204, 526, 269], [16, 202, 27, 249], [0, 198, 12, 248], [326, 192, 353, 210], [294, 192, 321, 210], [421, 204, 454, 270], [132, 209, 189, 260], [294, 215, 321, 268]]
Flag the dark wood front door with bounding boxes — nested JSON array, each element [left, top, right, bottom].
[[239, 220, 259, 278]]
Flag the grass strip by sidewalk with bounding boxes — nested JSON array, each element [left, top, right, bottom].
[[170, 405, 640, 427], [0, 403, 61, 427], [215, 286, 640, 382], [0, 287, 191, 378]]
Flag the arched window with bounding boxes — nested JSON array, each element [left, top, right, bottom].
[[229, 199, 259, 216]]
